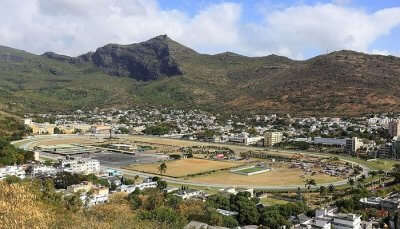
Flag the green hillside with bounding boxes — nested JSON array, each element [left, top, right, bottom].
[[1, 35, 400, 115]]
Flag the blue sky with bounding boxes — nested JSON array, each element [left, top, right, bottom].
[[156, 0, 400, 58], [0, 0, 399, 59]]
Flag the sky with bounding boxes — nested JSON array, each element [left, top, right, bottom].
[[0, 0, 399, 59]]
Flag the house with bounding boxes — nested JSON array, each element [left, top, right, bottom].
[[218, 187, 254, 197], [119, 181, 158, 193], [66, 181, 109, 207], [174, 189, 204, 200]]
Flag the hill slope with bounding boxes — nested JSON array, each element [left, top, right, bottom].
[[1, 36, 400, 115]]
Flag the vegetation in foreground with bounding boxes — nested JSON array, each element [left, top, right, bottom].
[[0, 176, 311, 229]]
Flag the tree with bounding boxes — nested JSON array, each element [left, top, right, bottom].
[[157, 180, 167, 190], [348, 178, 355, 191], [158, 162, 167, 176], [128, 192, 142, 210], [305, 179, 316, 191], [0, 137, 33, 166], [328, 184, 335, 204], [5, 175, 21, 184], [319, 186, 326, 207], [166, 195, 182, 209], [53, 127, 64, 134], [65, 192, 83, 212], [392, 164, 400, 182], [118, 127, 129, 134]]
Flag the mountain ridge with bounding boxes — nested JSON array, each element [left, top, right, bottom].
[[1, 35, 400, 115]]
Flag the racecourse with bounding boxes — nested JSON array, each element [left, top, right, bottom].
[[12, 134, 371, 191]]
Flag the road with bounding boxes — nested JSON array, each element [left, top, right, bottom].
[[13, 134, 370, 191]]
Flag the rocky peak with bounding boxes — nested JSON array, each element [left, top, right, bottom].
[[78, 35, 184, 81]]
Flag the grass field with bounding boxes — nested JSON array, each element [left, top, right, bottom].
[[363, 159, 398, 171], [125, 158, 243, 177], [188, 167, 341, 186], [260, 197, 290, 206]]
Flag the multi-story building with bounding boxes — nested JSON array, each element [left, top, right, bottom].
[[228, 132, 249, 144], [345, 137, 363, 154], [392, 140, 400, 159], [61, 157, 100, 175], [299, 208, 361, 229], [24, 118, 56, 135], [332, 214, 361, 229], [31, 165, 58, 176], [264, 132, 283, 147], [389, 120, 400, 137]]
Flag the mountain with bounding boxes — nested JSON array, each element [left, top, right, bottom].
[[1, 36, 400, 116]]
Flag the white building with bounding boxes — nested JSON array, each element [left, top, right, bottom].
[[174, 189, 203, 200], [218, 187, 254, 197], [332, 214, 361, 229], [66, 181, 109, 207], [61, 158, 100, 175], [228, 132, 249, 144], [119, 181, 158, 193], [0, 166, 26, 180], [244, 136, 264, 145], [264, 132, 283, 147], [301, 208, 361, 229], [31, 165, 58, 176]]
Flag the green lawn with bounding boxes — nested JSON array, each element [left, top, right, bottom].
[[363, 159, 398, 171], [237, 167, 268, 174]]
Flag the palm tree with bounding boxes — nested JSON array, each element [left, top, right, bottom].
[[305, 178, 316, 190], [159, 162, 167, 176]]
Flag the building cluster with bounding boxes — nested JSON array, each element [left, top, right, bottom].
[[296, 208, 364, 229], [24, 109, 400, 160], [360, 192, 400, 211], [0, 166, 26, 180], [64, 181, 109, 207]]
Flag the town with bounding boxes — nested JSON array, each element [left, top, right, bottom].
[[1, 107, 400, 228], [23, 107, 400, 159]]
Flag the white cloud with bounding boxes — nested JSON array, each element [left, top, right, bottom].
[[0, 0, 399, 59], [371, 49, 391, 56], [0, 0, 241, 56], [242, 3, 400, 58]]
